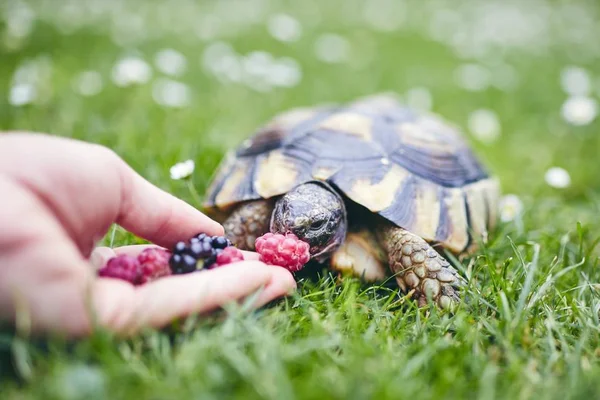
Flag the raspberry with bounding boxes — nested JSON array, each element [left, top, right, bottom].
[[138, 248, 171, 284], [98, 254, 141, 284], [255, 232, 310, 272], [215, 246, 244, 266]]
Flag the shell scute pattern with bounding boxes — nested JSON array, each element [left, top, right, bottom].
[[203, 94, 497, 254]]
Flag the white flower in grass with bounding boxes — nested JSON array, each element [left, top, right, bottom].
[[154, 49, 187, 77], [9, 83, 36, 106], [73, 70, 103, 96], [243, 51, 274, 77], [267, 14, 302, 42], [315, 34, 350, 64], [202, 42, 235, 72], [560, 96, 597, 126], [111, 56, 152, 87], [9, 55, 53, 105], [170, 160, 195, 180], [498, 194, 523, 222], [560, 66, 591, 96], [201, 42, 243, 83], [467, 109, 501, 144], [268, 57, 302, 88], [545, 167, 571, 189], [152, 79, 191, 108]]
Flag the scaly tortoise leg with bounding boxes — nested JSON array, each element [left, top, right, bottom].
[[223, 200, 274, 251], [377, 223, 463, 309]]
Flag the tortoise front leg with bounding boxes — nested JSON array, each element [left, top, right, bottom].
[[330, 228, 388, 282], [377, 223, 463, 308], [223, 200, 274, 251]]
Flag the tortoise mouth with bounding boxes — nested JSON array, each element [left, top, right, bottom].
[[269, 218, 323, 260], [269, 221, 312, 250], [268, 224, 339, 264]]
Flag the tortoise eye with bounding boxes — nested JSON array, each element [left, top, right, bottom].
[[310, 220, 326, 230]]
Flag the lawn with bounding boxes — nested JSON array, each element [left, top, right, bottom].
[[2, 0, 600, 398]]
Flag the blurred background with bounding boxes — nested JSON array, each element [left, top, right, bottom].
[[1, 0, 599, 232]]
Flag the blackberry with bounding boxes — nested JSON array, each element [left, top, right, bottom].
[[189, 241, 212, 258], [169, 234, 242, 274], [174, 241, 187, 254], [212, 236, 229, 249], [169, 254, 183, 272], [203, 248, 221, 269], [170, 253, 198, 274], [196, 233, 207, 241]]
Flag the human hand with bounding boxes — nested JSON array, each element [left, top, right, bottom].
[[0, 132, 296, 338]]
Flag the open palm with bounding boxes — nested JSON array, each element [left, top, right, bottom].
[[0, 132, 296, 337]]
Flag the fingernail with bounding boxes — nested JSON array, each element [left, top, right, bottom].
[[89, 247, 116, 270]]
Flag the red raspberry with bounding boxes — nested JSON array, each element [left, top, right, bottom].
[[137, 248, 172, 284], [255, 232, 310, 272], [98, 254, 141, 284], [215, 246, 244, 267]]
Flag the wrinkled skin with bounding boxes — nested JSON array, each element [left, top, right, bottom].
[[270, 182, 347, 262]]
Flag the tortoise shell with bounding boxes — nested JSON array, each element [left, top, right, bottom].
[[203, 93, 500, 254]]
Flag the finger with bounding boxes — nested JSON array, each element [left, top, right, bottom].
[[240, 250, 260, 261], [0, 133, 223, 254], [92, 261, 296, 336], [113, 244, 166, 255], [115, 159, 223, 247], [90, 245, 261, 269]]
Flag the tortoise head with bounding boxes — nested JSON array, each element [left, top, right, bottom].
[[270, 181, 347, 262]]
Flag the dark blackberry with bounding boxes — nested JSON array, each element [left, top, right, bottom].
[[181, 254, 198, 273], [169, 254, 183, 272], [212, 236, 229, 249], [200, 235, 212, 244], [189, 241, 213, 258], [169, 253, 198, 274], [196, 233, 207, 241], [205, 252, 217, 268], [170, 234, 235, 273], [174, 241, 187, 254]]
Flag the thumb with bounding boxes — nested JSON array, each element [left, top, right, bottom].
[[114, 157, 224, 248]]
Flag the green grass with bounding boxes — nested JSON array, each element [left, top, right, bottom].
[[2, 0, 600, 398]]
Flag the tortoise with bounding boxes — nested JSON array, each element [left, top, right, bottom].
[[202, 93, 500, 308]]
